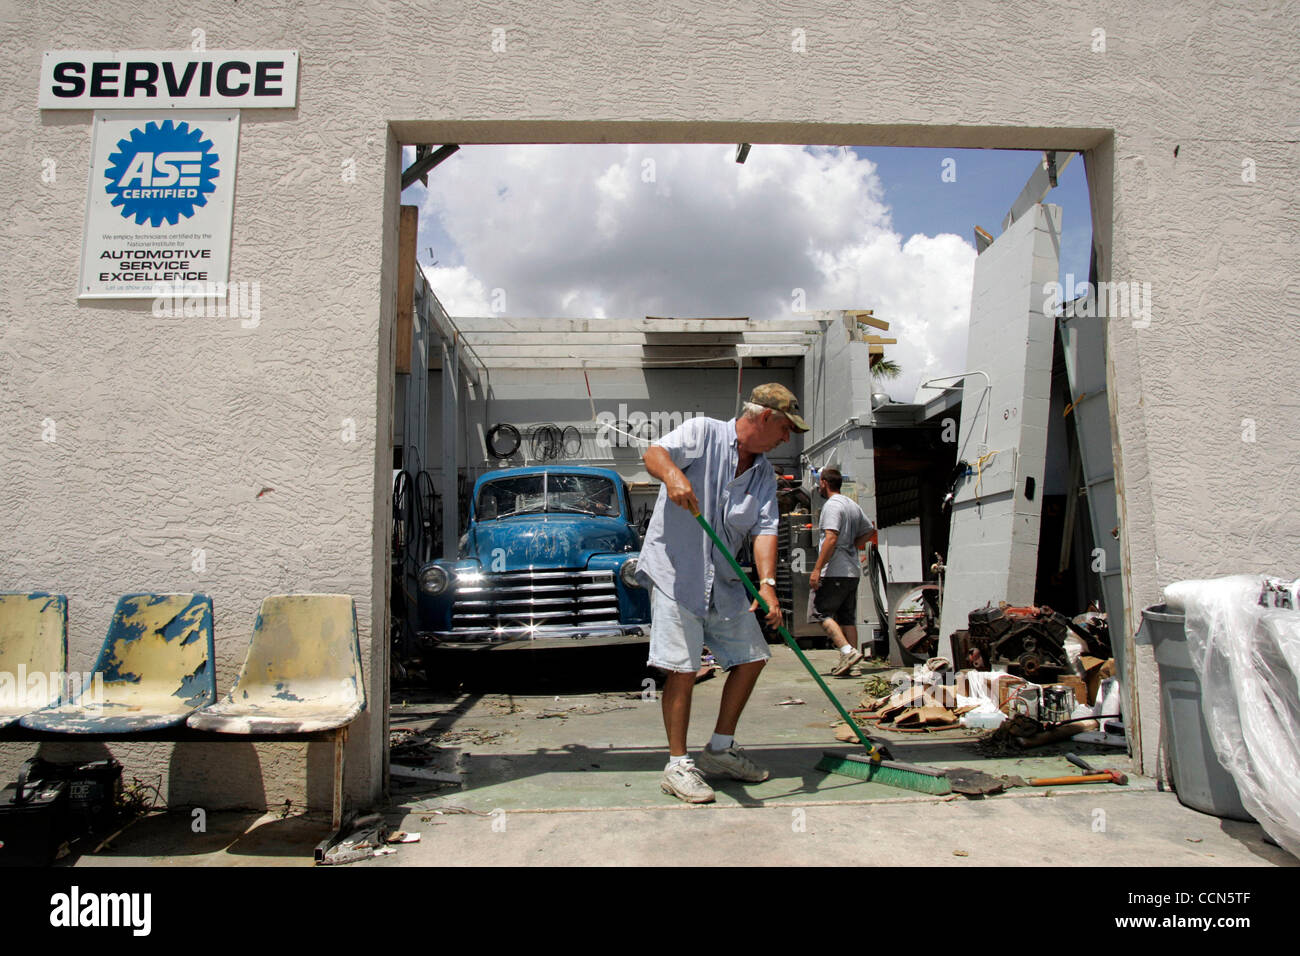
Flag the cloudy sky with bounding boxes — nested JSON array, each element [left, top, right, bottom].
[[403, 144, 1091, 401]]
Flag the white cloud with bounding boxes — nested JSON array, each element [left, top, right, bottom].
[[412, 144, 976, 399], [812, 231, 976, 400], [421, 264, 493, 316]]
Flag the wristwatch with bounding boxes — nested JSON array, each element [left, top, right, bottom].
[[760, 577, 777, 587]]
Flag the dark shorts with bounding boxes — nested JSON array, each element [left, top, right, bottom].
[[808, 577, 858, 626]]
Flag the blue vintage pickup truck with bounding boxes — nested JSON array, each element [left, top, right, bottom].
[[416, 466, 651, 649]]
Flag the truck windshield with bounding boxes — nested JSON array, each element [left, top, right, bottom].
[[476, 473, 619, 520]]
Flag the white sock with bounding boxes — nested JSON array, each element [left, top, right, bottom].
[[709, 733, 733, 752], [667, 754, 691, 770], [840, 644, 857, 655]]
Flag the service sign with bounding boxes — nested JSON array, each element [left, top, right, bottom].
[[79, 111, 239, 299], [40, 51, 298, 109]]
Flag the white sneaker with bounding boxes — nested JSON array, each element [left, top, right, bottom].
[[661, 759, 716, 803], [696, 743, 771, 783], [830, 649, 864, 677]]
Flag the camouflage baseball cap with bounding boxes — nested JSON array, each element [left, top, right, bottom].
[[749, 383, 809, 433]]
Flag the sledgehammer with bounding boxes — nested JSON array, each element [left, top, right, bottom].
[[1028, 753, 1128, 787]]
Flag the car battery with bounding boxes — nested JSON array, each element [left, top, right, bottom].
[[0, 759, 70, 867], [44, 759, 123, 840]]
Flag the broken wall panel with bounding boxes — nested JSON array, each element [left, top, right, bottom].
[[937, 204, 1062, 657], [1058, 300, 1127, 705]]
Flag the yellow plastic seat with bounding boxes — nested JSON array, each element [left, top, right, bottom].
[[0, 593, 67, 728], [21, 593, 215, 733], [187, 594, 365, 734]]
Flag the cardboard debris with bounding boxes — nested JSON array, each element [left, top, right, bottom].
[[867, 683, 958, 722], [947, 767, 1005, 795], [895, 706, 958, 727], [859, 694, 891, 712]]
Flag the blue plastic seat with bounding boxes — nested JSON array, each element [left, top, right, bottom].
[[0, 593, 67, 728], [21, 593, 215, 733]]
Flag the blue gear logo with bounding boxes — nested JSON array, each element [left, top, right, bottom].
[[104, 120, 220, 227]]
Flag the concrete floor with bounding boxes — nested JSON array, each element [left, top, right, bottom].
[[67, 646, 1296, 866]]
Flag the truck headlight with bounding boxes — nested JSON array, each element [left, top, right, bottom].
[[620, 558, 641, 589], [419, 565, 450, 595]]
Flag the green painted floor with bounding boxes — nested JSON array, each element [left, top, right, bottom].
[[388, 646, 1150, 814]]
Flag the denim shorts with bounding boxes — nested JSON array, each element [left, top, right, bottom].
[[647, 585, 771, 674]]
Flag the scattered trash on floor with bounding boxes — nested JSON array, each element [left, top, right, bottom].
[[318, 813, 420, 865], [777, 697, 806, 706], [861, 674, 895, 699], [391, 765, 463, 785], [389, 729, 469, 790], [535, 701, 638, 719], [422, 806, 493, 816], [849, 615, 1121, 748]]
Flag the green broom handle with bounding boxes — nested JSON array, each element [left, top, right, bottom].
[[690, 508, 883, 760]]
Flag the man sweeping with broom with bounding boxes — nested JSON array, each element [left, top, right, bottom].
[[639, 386, 952, 801], [637, 384, 807, 803]]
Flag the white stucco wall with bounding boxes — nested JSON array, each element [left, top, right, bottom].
[[2, 1, 1296, 802]]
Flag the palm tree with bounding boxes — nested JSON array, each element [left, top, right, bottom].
[[871, 358, 902, 380]]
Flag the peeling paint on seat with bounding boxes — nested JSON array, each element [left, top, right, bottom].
[[186, 594, 365, 735], [20, 593, 215, 733], [0, 593, 67, 727]]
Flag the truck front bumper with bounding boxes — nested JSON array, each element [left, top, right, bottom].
[[421, 622, 649, 650]]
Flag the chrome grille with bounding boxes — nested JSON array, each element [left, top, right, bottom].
[[451, 569, 621, 628]]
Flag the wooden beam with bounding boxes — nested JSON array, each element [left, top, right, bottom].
[[395, 205, 418, 374], [1003, 150, 1075, 231], [849, 310, 890, 331]]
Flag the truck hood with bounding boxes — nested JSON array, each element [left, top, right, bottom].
[[468, 514, 634, 569]]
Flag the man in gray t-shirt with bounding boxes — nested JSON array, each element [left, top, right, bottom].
[[808, 467, 876, 677]]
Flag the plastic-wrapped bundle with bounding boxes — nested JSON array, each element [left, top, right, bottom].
[[1166, 575, 1300, 858]]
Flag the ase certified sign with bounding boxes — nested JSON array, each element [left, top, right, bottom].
[[79, 111, 240, 299], [40, 51, 298, 109]]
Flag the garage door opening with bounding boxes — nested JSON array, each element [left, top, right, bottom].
[[379, 136, 1136, 815]]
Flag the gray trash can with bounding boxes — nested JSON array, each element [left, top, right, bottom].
[[1142, 604, 1254, 821]]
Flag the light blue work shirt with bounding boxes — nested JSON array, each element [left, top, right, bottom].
[[637, 416, 781, 619]]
